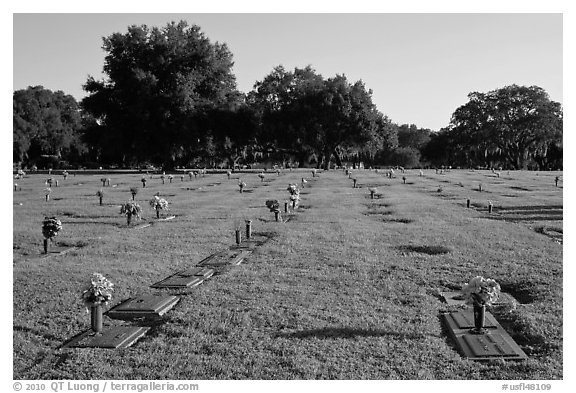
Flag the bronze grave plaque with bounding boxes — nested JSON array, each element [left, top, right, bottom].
[[442, 310, 528, 361], [63, 326, 150, 349], [151, 267, 215, 289], [106, 295, 180, 319], [196, 249, 251, 267]]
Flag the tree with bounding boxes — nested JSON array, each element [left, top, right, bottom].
[[448, 85, 562, 169], [81, 21, 240, 168], [249, 66, 392, 169], [13, 86, 84, 166]]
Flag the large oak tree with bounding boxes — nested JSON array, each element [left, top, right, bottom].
[[448, 85, 562, 169], [82, 21, 240, 168]]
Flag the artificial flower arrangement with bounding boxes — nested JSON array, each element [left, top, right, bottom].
[[96, 189, 104, 205], [120, 201, 142, 225], [258, 173, 265, 182], [42, 217, 62, 240], [149, 195, 169, 218], [266, 199, 280, 213], [42, 217, 62, 253], [238, 180, 246, 193], [44, 187, 52, 200], [461, 276, 501, 306], [130, 187, 138, 200], [81, 272, 114, 311]]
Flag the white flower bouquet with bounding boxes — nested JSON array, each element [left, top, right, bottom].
[[81, 272, 114, 310], [150, 195, 169, 211], [461, 276, 501, 306]]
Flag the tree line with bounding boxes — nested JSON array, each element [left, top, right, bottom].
[[13, 21, 563, 171]]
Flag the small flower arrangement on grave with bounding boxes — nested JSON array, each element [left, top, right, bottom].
[[62, 170, 68, 179], [42, 217, 62, 240], [120, 201, 142, 225], [47, 178, 54, 186], [130, 187, 138, 200], [238, 180, 246, 193], [227, 170, 232, 179], [141, 177, 147, 187], [461, 276, 500, 306], [81, 272, 114, 311], [168, 174, 174, 183], [149, 195, 169, 218], [44, 187, 52, 200], [265, 199, 280, 212], [96, 189, 104, 205], [18, 169, 26, 177], [258, 173, 265, 182], [287, 183, 300, 206]]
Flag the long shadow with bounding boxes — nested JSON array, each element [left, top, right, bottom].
[[496, 209, 563, 216], [13, 325, 61, 343], [275, 327, 426, 340], [496, 205, 563, 211], [486, 215, 563, 222]]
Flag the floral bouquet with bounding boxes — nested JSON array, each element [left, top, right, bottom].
[[461, 276, 501, 306], [265, 199, 280, 212], [81, 272, 114, 310], [42, 217, 62, 240], [238, 180, 246, 192], [258, 173, 265, 181], [120, 201, 142, 224], [150, 195, 169, 211]]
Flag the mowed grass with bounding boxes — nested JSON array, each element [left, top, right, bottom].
[[12, 168, 562, 379]]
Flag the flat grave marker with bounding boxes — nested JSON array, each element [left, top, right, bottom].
[[196, 249, 251, 267], [442, 309, 527, 361], [151, 267, 215, 289], [106, 295, 180, 320], [63, 326, 150, 349]]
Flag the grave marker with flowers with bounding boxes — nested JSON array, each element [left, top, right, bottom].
[[45, 187, 51, 201], [266, 199, 281, 221], [258, 173, 265, 182], [238, 180, 246, 193], [130, 187, 138, 201], [42, 217, 62, 254], [287, 184, 300, 209], [141, 177, 147, 188], [81, 273, 114, 333], [461, 276, 501, 334], [96, 189, 104, 205], [120, 201, 142, 226], [168, 175, 174, 183], [150, 196, 169, 219]]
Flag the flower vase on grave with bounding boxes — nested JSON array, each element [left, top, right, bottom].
[[91, 304, 103, 333], [274, 211, 280, 222], [235, 230, 241, 245], [156, 208, 160, 219], [471, 303, 486, 334], [43, 239, 48, 254], [245, 220, 252, 239], [126, 214, 132, 226]]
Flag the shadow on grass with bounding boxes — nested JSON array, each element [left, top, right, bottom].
[[275, 327, 426, 340], [397, 245, 451, 255], [14, 325, 61, 343]]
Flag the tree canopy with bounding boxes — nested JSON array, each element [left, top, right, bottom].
[[81, 21, 240, 168], [13, 86, 85, 166], [446, 85, 562, 169]]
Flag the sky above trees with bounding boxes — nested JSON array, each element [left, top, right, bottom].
[[13, 12, 562, 132]]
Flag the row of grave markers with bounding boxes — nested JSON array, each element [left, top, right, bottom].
[[61, 175, 314, 349]]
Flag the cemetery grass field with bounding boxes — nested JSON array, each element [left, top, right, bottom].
[[12, 169, 562, 379]]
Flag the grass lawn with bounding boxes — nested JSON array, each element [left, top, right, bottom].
[[12, 168, 563, 379]]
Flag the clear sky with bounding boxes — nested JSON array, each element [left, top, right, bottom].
[[13, 13, 562, 131]]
